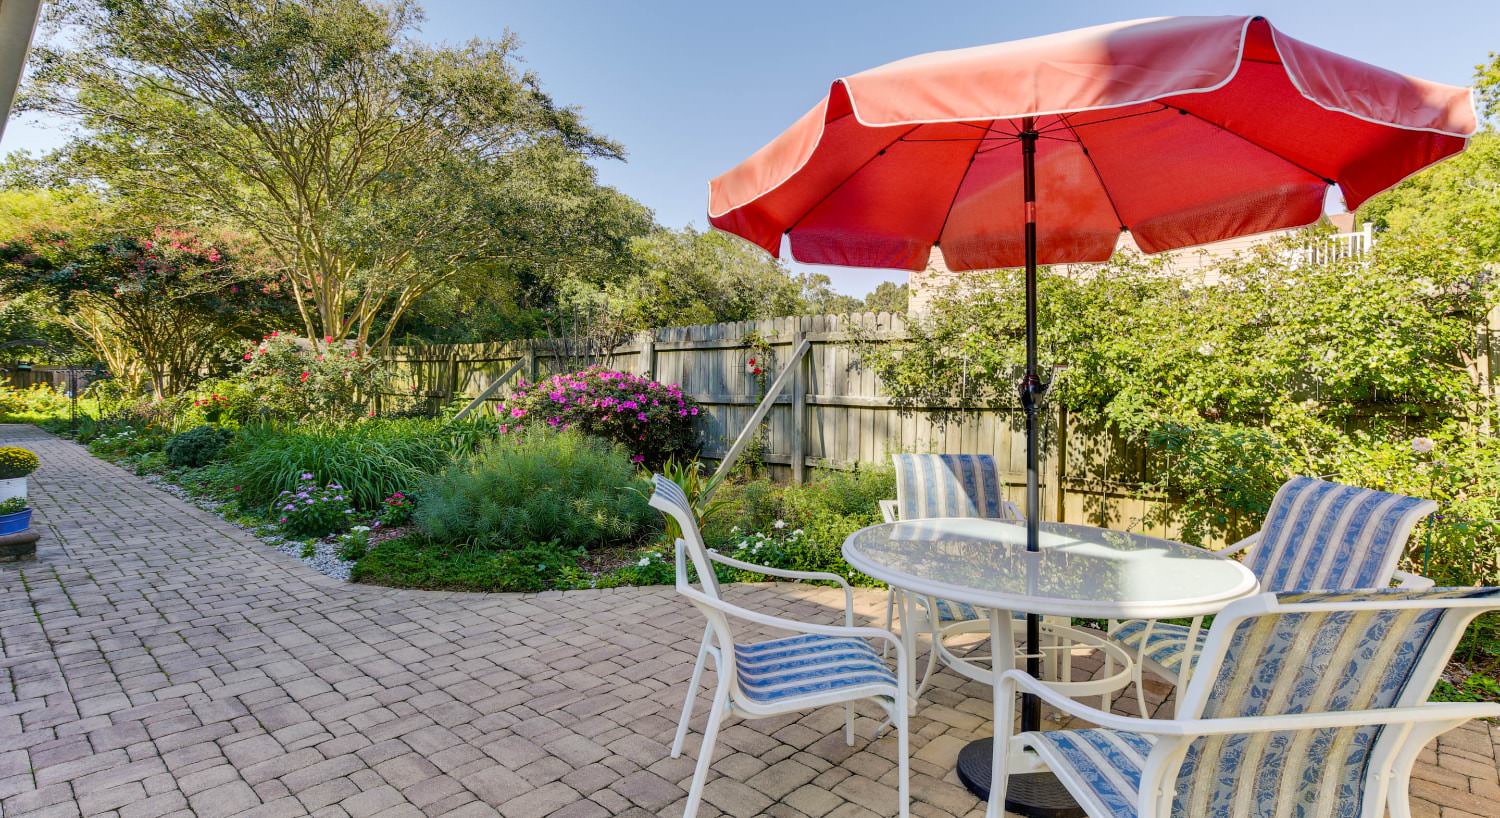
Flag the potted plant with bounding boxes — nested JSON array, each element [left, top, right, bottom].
[[0, 446, 38, 503], [0, 496, 29, 535]]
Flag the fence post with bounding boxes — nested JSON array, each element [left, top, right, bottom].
[[790, 330, 807, 484], [639, 331, 656, 378]]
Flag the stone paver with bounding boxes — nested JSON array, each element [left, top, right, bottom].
[[2, 424, 1497, 817]]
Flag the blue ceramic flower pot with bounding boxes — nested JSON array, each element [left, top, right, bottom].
[[0, 508, 32, 535]]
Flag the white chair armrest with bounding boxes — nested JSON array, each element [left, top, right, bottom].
[[678, 583, 908, 670], [1217, 531, 1260, 558], [1392, 569, 1436, 590], [1002, 669, 1500, 736], [706, 550, 855, 625], [880, 499, 899, 523]]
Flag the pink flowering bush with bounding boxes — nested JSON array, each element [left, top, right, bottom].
[[275, 474, 356, 537], [228, 331, 387, 422], [495, 367, 701, 467]]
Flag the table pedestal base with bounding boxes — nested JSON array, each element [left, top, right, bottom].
[[956, 738, 1084, 818]]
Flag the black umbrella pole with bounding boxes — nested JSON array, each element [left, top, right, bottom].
[[1019, 124, 1045, 733]]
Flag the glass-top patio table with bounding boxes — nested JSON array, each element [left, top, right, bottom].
[[842, 517, 1259, 816]]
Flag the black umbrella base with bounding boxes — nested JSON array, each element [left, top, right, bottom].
[[956, 738, 1084, 818]]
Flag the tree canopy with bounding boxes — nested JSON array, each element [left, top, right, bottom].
[[24, 0, 631, 350]]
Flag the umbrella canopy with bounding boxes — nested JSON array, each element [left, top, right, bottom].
[[708, 15, 1476, 272]]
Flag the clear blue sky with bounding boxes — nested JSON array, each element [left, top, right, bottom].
[[4, 1, 1497, 294]]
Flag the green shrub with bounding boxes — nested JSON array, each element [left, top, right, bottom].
[[415, 429, 655, 551], [703, 467, 894, 586], [352, 536, 588, 592], [165, 425, 234, 468], [0, 496, 28, 514], [494, 367, 701, 467], [227, 420, 454, 510], [0, 446, 39, 478]]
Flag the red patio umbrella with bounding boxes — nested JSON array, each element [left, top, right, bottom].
[[707, 14, 1476, 817]]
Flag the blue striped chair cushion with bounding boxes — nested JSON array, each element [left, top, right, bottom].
[[1110, 620, 1209, 675], [923, 598, 1030, 623], [1176, 588, 1500, 818], [1047, 590, 1500, 818], [892, 453, 1017, 521], [1029, 729, 1154, 818], [735, 634, 898, 704], [1247, 477, 1434, 592]]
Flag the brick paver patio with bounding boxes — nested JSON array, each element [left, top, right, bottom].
[[2, 424, 1497, 818]]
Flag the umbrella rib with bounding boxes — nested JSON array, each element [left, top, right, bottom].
[[1168, 106, 1335, 185], [933, 120, 995, 250], [784, 124, 923, 235], [1058, 114, 1129, 233]]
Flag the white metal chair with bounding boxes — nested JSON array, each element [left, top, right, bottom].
[[990, 587, 1500, 818], [882, 453, 1088, 699], [1107, 477, 1438, 714], [650, 474, 911, 818]]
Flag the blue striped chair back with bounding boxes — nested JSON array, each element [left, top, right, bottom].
[[1245, 477, 1437, 592], [1171, 588, 1500, 818], [892, 454, 1020, 521], [648, 474, 721, 599]]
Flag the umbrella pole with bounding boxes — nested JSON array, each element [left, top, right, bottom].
[[957, 119, 1083, 818], [1019, 121, 1046, 735]]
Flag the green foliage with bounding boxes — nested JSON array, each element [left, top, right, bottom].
[[0, 497, 28, 514], [616, 228, 826, 328], [352, 536, 588, 593], [0, 446, 40, 478], [273, 475, 355, 538], [703, 467, 895, 587], [415, 430, 655, 551], [862, 281, 910, 313], [226, 332, 387, 423], [0, 384, 72, 423], [227, 420, 453, 511], [495, 368, 700, 467], [862, 228, 1494, 545], [164, 425, 233, 468]]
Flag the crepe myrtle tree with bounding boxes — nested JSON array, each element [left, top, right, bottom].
[[0, 228, 289, 397], [23, 0, 627, 352]]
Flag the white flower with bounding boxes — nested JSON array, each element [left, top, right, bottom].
[[1197, 342, 1215, 356], [791, 529, 804, 537], [730, 525, 740, 533], [351, 525, 371, 533], [1411, 437, 1436, 455], [773, 519, 787, 529], [637, 557, 651, 567]]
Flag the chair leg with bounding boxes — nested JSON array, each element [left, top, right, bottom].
[[681, 672, 730, 818], [1132, 656, 1149, 718], [895, 698, 911, 818], [844, 703, 855, 746], [672, 625, 712, 759]]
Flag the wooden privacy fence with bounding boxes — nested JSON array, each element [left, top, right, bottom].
[[377, 311, 1207, 541]]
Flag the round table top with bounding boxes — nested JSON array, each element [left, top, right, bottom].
[[842, 518, 1259, 619]]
